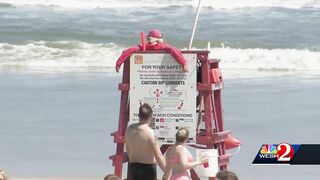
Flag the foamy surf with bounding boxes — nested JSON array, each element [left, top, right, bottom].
[[211, 47, 320, 70], [0, 0, 319, 9], [0, 41, 122, 70], [194, 0, 320, 9], [1, 41, 320, 72], [0, 0, 193, 9]]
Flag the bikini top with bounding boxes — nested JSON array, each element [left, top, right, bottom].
[[168, 146, 193, 163]]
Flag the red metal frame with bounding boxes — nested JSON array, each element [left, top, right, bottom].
[[109, 50, 231, 179]]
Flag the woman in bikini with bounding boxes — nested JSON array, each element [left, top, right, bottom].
[[163, 128, 207, 180]]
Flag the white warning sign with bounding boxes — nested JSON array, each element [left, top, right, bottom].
[[129, 53, 197, 144]]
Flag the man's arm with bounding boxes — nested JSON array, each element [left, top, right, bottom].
[[115, 45, 141, 72], [125, 126, 131, 161], [148, 133, 166, 171], [163, 44, 189, 72]]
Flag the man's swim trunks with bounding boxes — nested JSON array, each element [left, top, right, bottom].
[[128, 162, 157, 180]]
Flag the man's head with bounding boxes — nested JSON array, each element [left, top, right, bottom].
[[104, 174, 120, 180], [147, 29, 163, 45], [0, 170, 8, 180], [175, 128, 189, 143], [138, 103, 153, 122], [216, 170, 238, 180]]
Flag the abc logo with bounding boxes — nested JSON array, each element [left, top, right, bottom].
[[276, 143, 294, 162]]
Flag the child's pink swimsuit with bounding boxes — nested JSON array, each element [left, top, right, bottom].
[[169, 147, 193, 180]]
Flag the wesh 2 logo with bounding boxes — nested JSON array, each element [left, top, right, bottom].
[[276, 143, 295, 161], [253, 143, 295, 164], [259, 144, 277, 159]]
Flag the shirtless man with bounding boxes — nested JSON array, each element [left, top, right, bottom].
[[125, 103, 165, 180]]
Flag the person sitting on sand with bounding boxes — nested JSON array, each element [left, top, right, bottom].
[[125, 103, 166, 180], [104, 174, 120, 180], [115, 29, 189, 72], [162, 128, 207, 180], [0, 170, 8, 180], [216, 170, 239, 180]]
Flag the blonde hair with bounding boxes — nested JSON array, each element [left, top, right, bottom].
[[0, 170, 8, 180], [175, 128, 189, 143]]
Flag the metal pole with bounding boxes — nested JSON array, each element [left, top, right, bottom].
[[188, 0, 202, 50]]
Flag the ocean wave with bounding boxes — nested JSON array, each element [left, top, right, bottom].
[[0, 2, 15, 8], [210, 47, 320, 70], [197, 0, 320, 10], [0, 41, 122, 69], [0, 0, 319, 9], [0, 0, 193, 9], [1, 41, 320, 71]]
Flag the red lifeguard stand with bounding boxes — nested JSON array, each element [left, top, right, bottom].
[[109, 50, 236, 180]]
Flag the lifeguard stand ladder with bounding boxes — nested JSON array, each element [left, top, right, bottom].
[[109, 50, 231, 180]]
